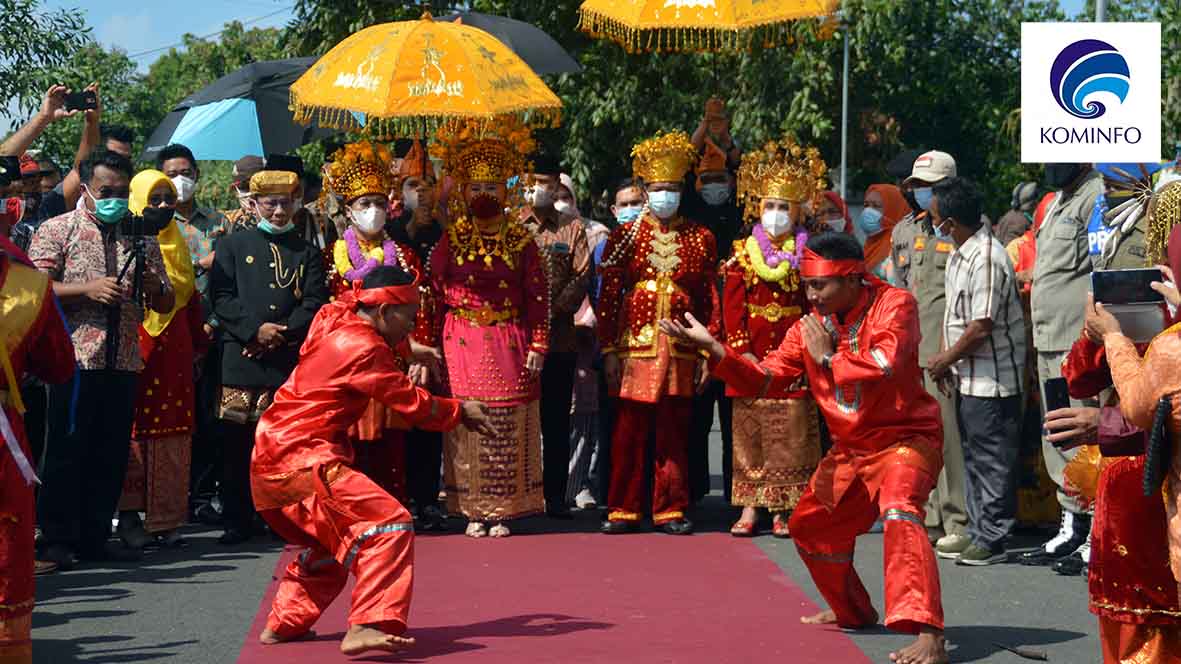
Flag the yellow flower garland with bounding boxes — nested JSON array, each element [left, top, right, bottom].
[[744, 235, 795, 283], [332, 237, 385, 277]]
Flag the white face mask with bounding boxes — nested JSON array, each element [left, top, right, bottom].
[[554, 200, 573, 215], [760, 209, 792, 237], [825, 217, 847, 233], [171, 175, 196, 203], [351, 206, 387, 235], [403, 189, 420, 212], [648, 191, 681, 219], [529, 186, 554, 210]]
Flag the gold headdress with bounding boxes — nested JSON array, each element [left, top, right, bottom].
[[736, 135, 828, 221], [1147, 180, 1181, 266], [632, 130, 697, 183], [430, 116, 535, 185], [249, 170, 300, 196], [327, 141, 395, 203]]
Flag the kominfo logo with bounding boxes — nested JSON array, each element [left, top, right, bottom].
[[1049, 39, 1130, 120]]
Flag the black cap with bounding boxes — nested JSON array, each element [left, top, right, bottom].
[[266, 153, 304, 178], [531, 149, 562, 176]]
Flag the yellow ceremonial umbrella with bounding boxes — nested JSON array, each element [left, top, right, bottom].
[[289, 12, 562, 137], [577, 0, 840, 53]]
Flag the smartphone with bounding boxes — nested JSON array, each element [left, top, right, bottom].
[[64, 89, 97, 112], [1092, 268, 1165, 305], [1043, 377, 1073, 448]]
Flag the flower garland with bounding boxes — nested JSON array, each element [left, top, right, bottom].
[[334, 226, 400, 282], [448, 214, 532, 270], [745, 224, 807, 283]]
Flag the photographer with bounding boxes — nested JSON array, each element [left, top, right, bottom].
[[29, 149, 174, 569]]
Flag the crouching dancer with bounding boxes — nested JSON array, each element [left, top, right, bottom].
[[659, 232, 949, 664], [252, 265, 496, 656]]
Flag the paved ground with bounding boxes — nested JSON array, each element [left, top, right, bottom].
[[32, 427, 1097, 663]]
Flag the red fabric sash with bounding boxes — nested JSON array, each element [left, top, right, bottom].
[[800, 247, 864, 278]]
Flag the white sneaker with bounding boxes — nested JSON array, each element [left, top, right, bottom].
[[574, 489, 598, 510], [935, 533, 971, 559]]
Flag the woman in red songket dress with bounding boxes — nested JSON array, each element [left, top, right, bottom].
[[428, 119, 549, 539], [117, 170, 210, 549], [325, 141, 435, 503], [723, 137, 824, 538], [252, 265, 496, 657]]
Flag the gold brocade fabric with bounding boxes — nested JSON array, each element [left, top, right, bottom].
[[1099, 617, 1181, 663], [118, 435, 192, 533], [731, 396, 821, 511], [619, 335, 697, 403], [218, 386, 275, 424], [444, 402, 544, 522]]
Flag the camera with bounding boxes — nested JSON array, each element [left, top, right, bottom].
[[119, 206, 173, 237], [0, 156, 21, 188]]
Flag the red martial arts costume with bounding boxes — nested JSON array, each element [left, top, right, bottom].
[[710, 273, 945, 633], [0, 251, 75, 664], [251, 288, 462, 639], [598, 212, 719, 525]]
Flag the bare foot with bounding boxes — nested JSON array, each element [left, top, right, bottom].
[[889, 628, 949, 664], [259, 628, 314, 645], [340, 624, 415, 656], [800, 607, 879, 629]]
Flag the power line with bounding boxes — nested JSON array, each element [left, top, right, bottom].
[[125, 5, 294, 60]]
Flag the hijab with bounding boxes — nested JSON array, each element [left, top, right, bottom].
[[862, 184, 909, 270], [129, 169, 195, 337]]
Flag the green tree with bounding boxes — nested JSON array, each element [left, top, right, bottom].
[[0, 0, 90, 126]]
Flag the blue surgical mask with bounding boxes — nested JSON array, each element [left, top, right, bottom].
[[647, 190, 681, 219], [615, 205, 643, 224], [914, 187, 934, 211], [856, 207, 883, 236], [258, 219, 296, 235], [700, 183, 730, 206], [933, 219, 952, 240]]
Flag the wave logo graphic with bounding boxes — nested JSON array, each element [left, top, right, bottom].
[[1050, 39, 1130, 119]]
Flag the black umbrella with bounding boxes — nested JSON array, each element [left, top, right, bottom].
[[437, 11, 581, 76], [141, 57, 334, 162]]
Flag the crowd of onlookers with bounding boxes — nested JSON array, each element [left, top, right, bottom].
[[3, 84, 1178, 592]]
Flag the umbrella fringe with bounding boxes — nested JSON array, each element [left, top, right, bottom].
[[576, 4, 838, 54], [289, 91, 561, 138]]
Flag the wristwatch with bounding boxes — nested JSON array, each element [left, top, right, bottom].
[[820, 352, 834, 370]]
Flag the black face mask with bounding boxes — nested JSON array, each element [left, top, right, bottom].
[[1044, 164, 1082, 189]]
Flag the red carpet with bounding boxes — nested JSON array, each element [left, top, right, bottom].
[[236, 533, 871, 663]]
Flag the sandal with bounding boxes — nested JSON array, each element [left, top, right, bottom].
[[488, 523, 511, 538], [772, 514, 791, 539], [464, 522, 488, 538], [730, 520, 757, 537]]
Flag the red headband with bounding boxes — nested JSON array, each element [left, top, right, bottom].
[[343, 279, 420, 308], [800, 247, 864, 278]]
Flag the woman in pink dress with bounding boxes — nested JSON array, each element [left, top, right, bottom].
[[429, 120, 549, 538]]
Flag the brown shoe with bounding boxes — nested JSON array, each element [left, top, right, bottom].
[[34, 560, 59, 576]]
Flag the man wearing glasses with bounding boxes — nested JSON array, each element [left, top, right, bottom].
[[209, 170, 329, 545]]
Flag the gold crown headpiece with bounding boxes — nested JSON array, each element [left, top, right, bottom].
[[736, 135, 828, 221], [1147, 180, 1181, 266], [632, 130, 698, 183], [327, 141, 395, 202], [430, 116, 535, 185]]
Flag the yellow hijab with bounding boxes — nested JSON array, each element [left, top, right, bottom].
[[129, 169, 195, 337]]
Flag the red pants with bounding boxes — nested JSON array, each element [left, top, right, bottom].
[[354, 430, 407, 504], [790, 460, 944, 633], [0, 412, 34, 664], [607, 397, 691, 525], [259, 467, 414, 638]]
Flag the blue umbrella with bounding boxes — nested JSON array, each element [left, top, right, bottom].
[[141, 57, 333, 162]]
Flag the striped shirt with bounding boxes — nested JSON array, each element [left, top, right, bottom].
[[943, 225, 1026, 398]]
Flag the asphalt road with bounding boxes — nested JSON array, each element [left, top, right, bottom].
[[32, 424, 1097, 664]]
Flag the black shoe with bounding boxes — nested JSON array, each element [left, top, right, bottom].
[[418, 505, 447, 532], [218, 528, 253, 546], [660, 518, 694, 536], [78, 541, 142, 563], [1052, 552, 1087, 576], [600, 520, 638, 535], [1020, 511, 1089, 566], [546, 502, 573, 520], [41, 544, 77, 572]]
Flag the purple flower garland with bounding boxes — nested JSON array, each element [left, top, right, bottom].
[[344, 226, 398, 281], [753, 223, 808, 269]]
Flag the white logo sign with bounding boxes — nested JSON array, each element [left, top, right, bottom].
[[1021, 22, 1160, 163]]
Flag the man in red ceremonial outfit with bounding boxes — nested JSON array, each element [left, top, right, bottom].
[[252, 265, 496, 657], [598, 130, 720, 535], [0, 246, 75, 664], [661, 232, 949, 664]]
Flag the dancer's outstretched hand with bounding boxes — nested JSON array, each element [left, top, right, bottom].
[[659, 312, 722, 358], [460, 401, 499, 439]]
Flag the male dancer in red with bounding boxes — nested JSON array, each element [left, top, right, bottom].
[[660, 232, 949, 664], [252, 265, 496, 656]]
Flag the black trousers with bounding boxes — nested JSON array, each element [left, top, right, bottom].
[[405, 427, 443, 511], [20, 382, 47, 473], [220, 419, 258, 532], [957, 393, 1023, 549], [688, 379, 733, 503], [540, 352, 577, 506], [190, 346, 223, 497], [38, 370, 137, 554]]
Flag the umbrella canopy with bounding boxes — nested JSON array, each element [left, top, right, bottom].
[[436, 11, 581, 75], [141, 57, 333, 162], [577, 0, 839, 53], [289, 12, 563, 138]]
